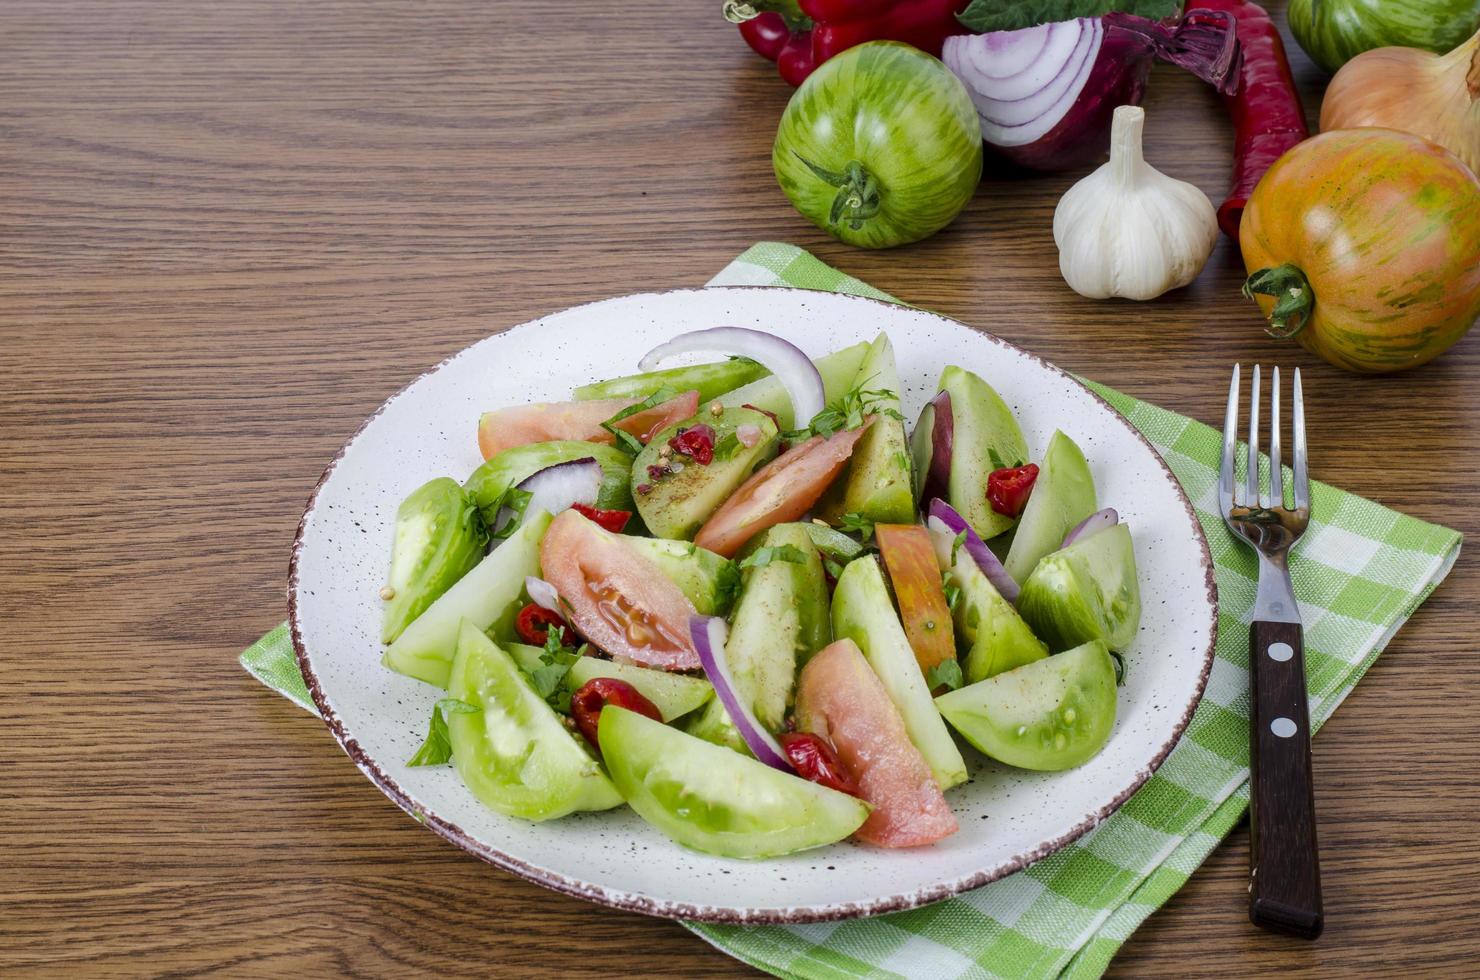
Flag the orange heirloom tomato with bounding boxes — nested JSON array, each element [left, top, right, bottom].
[[1239, 128, 1480, 373], [477, 390, 699, 459], [874, 523, 956, 685], [694, 422, 870, 558]]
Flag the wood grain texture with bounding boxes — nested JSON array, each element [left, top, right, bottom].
[[1, 1, 1477, 976]]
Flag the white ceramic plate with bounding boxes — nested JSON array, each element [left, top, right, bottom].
[[290, 287, 1216, 923]]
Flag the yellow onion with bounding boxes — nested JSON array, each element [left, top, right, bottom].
[[1321, 28, 1480, 176]]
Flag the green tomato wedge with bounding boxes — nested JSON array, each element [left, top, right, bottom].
[[1003, 430, 1096, 584], [937, 366, 1030, 541], [717, 341, 870, 431], [383, 510, 553, 688], [726, 524, 831, 731], [800, 521, 867, 564], [944, 546, 1048, 684], [574, 358, 769, 404], [446, 622, 623, 820], [832, 555, 967, 790], [381, 477, 489, 644], [599, 706, 870, 858], [632, 407, 778, 540], [464, 440, 633, 525], [773, 42, 983, 249], [817, 333, 915, 524], [682, 696, 752, 756], [935, 639, 1118, 772], [564, 656, 714, 722], [621, 536, 739, 617], [1018, 524, 1141, 652]]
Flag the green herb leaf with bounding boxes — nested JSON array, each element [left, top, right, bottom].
[[956, 0, 1179, 33], [715, 561, 743, 608], [987, 447, 1006, 472], [837, 512, 876, 543], [407, 698, 479, 766], [712, 431, 743, 462], [824, 556, 846, 580], [950, 528, 968, 566], [492, 487, 533, 540], [927, 659, 964, 691], [528, 626, 579, 703], [600, 386, 680, 455], [790, 383, 901, 441], [944, 581, 962, 613], [739, 543, 809, 570]]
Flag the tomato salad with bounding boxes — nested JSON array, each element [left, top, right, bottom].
[[382, 327, 1142, 858]]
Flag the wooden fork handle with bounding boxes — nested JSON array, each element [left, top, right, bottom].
[[1248, 619, 1324, 939]]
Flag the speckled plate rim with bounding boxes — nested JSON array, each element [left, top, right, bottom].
[[288, 285, 1217, 924]]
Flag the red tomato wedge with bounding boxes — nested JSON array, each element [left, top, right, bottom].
[[794, 639, 957, 847], [694, 422, 870, 558], [477, 390, 699, 460], [875, 524, 957, 687], [538, 509, 700, 670]]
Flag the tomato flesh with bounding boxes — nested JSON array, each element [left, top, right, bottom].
[[778, 732, 859, 796], [477, 390, 699, 459], [795, 638, 957, 847], [572, 677, 661, 749], [570, 502, 632, 533], [695, 423, 869, 558], [514, 603, 566, 646], [987, 463, 1039, 518], [539, 510, 700, 670], [875, 523, 956, 685]]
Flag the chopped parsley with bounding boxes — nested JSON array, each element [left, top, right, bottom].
[[407, 697, 480, 767]]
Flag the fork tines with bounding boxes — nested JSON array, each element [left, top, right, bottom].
[[1219, 365, 1309, 516]]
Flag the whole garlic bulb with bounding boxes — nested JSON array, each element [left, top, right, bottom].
[[1053, 105, 1218, 301]]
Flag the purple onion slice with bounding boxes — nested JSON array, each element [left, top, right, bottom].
[[690, 615, 794, 774], [524, 575, 562, 614], [495, 457, 603, 535], [638, 327, 824, 428], [909, 390, 953, 505], [926, 497, 1020, 604], [1062, 508, 1119, 548]]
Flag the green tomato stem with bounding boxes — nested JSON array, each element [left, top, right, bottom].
[[794, 153, 882, 231], [1242, 263, 1314, 340]]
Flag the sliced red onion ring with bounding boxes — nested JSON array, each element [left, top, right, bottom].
[[690, 615, 794, 773], [639, 327, 824, 428], [1062, 508, 1119, 548], [909, 389, 953, 504], [926, 498, 1020, 604], [524, 575, 562, 614], [495, 457, 603, 534]]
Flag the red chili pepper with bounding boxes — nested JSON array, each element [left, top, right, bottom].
[[1190, 0, 1309, 239], [986, 463, 1039, 518], [514, 604, 565, 646], [572, 677, 662, 749], [571, 502, 632, 533], [669, 424, 717, 465], [778, 731, 859, 796], [729, 0, 965, 87]]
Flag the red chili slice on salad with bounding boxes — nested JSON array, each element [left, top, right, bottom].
[[570, 502, 632, 533], [668, 423, 716, 465], [986, 463, 1039, 518], [571, 677, 662, 749], [514, 603, 566, 646], [778, 732, 860, 797]]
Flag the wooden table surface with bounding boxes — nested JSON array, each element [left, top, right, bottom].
[[4, 1, 1477, 975]]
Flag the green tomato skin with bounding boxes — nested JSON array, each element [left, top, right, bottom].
[[773, 41, 983, 249], [725, 524, 831, 732], [947, 552, 1049, 684], [935, 639, 1117, 772], [831, 555, 968, 790], [464, 440, 633, 525], [383, 510, 553, 688], [1018, 524, 1141, 653], [817, 333, 916, 524], [599, 706, 870, 858], [446, 622, 623, 821], [938, 365, 1031, 541], [1003, 430, 1097, 585], [573, 359, 770, 404], [382, 478, 489, 644], [1288, 0, 1480, 73], [564, 655, 714, 722]]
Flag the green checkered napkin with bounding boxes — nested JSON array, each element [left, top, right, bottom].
[[242, 243, 1460, 979]]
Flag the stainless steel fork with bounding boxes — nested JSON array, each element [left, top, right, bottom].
[[1219, 364, 1324, 940]]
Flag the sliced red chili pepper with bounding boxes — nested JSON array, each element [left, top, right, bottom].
[[572, 677, 662, 749], [778, 731, 859, 795], [669, 424, 717, 465], [742, 403, 782, 431], [571, 502, 632, 533], [986, 463, 1040, 518], [514, 603, 565, 646]]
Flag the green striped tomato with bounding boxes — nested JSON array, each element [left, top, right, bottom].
[[1239, 128, 1480, 374], [1288, 0, 1480, 73], [772, 42, 982, 249]]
